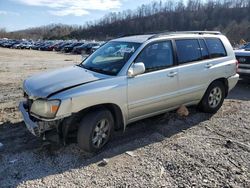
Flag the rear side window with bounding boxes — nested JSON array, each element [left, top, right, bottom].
[[205, 38, 227, 58], [175, 39, 202, 64]]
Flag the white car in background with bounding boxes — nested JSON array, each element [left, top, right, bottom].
[[234, 42, 250, 79]]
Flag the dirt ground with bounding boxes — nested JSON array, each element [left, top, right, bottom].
[[0, 47, 249, 188]]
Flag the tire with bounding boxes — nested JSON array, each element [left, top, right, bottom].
[[199, 81, 226, 113], [77, 109, 114, 153]]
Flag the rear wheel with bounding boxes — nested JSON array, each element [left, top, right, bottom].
[[77, 109, 114, 153], [199, 81, 225, 113]]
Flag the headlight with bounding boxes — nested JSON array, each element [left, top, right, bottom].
[[30, 99, 60, 118], [238, 57, 246, 63]]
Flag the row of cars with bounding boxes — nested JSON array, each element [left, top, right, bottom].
[[234, 42, 250, 79], [0, 39, 103, 55]]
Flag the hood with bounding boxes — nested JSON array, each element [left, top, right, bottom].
[[24, 65, 109, 99], [234, 49, 250, 56]]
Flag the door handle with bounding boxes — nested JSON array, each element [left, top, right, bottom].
[[205, 63, 213, 68], [167, 71, 178, 77]]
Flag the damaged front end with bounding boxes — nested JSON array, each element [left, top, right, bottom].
[[19, 101, 63, 138]]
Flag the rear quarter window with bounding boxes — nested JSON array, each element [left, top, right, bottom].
[[205, 38, 227, 58]]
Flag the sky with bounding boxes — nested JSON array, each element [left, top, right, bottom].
[[0, 0, 166, 31]]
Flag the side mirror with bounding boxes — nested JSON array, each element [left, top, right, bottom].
[[128, 62, 145, 77]]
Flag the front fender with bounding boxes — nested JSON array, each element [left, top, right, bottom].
[[50, 76, 128, 125]]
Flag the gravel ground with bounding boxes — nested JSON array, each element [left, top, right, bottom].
[[0, 47, 249, 188]]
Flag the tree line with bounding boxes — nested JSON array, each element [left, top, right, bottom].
[[1, 0, 250, 43]]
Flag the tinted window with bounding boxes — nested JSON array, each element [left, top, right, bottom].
[[199, 39, 209, 59], [176, 39, 202, 64], [205, 38, 227, 58], [135, 41, 174, 72]]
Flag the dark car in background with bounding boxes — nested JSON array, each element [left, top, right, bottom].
[[31, 42, 43, 50], [47, 42, 63, 51], [72, 42, 100, 54], [62, 42, 84, 53], [40, 42, 55, 51], [2, 40, 19, 48], [54, 42, 71, 52], [234, 42, 250, 79]]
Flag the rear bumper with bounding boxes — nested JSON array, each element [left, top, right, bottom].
[[228, 74, 239, 91], [19, 101, 40, 136]]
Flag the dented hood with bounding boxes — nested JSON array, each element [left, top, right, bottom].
[[23, 65, 109, 99]]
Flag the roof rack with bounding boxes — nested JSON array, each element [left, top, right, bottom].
[[148, 31, 222, 40], [117, 31, 158, 38]]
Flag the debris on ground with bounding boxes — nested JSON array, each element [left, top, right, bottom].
[[9, 159, 18, 164], [160, 166, 165, 178], [98, 158, 109, 167], [177, 105, 189, 117], [125, 151, 137, 157]]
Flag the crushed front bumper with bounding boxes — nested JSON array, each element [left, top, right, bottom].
[[19, 101, 40, 136], [19, 101, 63, 140]]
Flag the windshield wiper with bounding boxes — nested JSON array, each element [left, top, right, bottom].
[[77, 64, 115, 76]]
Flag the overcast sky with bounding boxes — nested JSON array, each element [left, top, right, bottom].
[[0, 0, 168, 31]]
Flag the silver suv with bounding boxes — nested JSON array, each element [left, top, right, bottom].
[[19, 31, 239, 152]]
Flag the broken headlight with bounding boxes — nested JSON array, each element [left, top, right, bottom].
[[30, 99, 60, 118]]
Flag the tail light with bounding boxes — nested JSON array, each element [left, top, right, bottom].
[[236, 60, 239, 73]]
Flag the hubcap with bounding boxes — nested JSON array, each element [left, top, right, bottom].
[[92, 119, 110, 148], [208, 87, 222, 108]]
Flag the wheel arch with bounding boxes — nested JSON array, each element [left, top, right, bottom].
[[210, 77, 229, 97], [72, 103, 124, 130], [199, 77, 229, 105]]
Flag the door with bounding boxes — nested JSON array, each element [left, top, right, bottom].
[[175, 38, 212, 104], [127, 41, 179, 121]]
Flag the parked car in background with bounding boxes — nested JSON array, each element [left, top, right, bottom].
[[40, 42, 55, 51], [72, 43, 86, 54], [62, 42, 84, 53], [72, 42, 100, 54], [2, 40, 19, 48], [18, 42, 33, 49], [54, 42, 71, 51], [19, 31, 239, 153], [48, 42, 63, 51], [90, 43, 105, 54], [83, 42, 100, 54], [234, 42, 250, 79], [31, 42, 43, 50]]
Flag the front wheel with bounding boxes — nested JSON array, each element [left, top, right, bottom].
[[77, 109, 114, 153], [199, 81, 226, 113]]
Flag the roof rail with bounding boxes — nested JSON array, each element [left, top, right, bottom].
[[148, 31, 222, 40], [117, 31, 158, 38]]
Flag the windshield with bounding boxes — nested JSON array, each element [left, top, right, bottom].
[[244, 43, 250, 49], [240, 43, 250, 49], [80, 41, 141, 75]]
